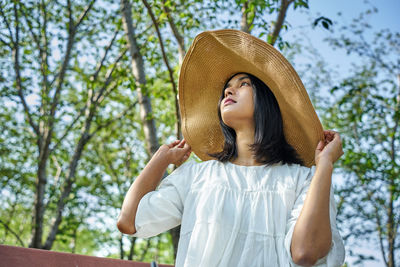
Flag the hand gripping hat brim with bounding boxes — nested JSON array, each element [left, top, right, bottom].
[[178, 29, 324, 167]]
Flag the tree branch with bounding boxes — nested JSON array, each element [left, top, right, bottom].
[[373, 196, 388, 265], [91, 29, 120, 84], [51, 155, 63, 185], [19, 3, 41, 52], [1, 190, 21, 244], [358, 34, 392, 72], [90, 100, 138, 137], [0, 219, 25, 247], [11, 1, 40, 136], [94, 48, 128, 104], [121, 0, 159, 156], [94, 144, 119, 181], [161, 0, 185, 64], [358, 181, 388, 265], [50, 30, 121, 154], [20, 1, 51, 118], [139, 239, 151, 261], [268, 0, 294, 46], [143, 0, 181, 139], [40, 0, 50, 97], [0, 35, 10, 46], [96, 80, 118, 105], [0, 3, 15, 45], [48, 2, 75, 122], [390, 74, 400, 163], [74, 0, 96, 30], [49, 106, 86, 154], [48, 0, 95, 118], [67, 0, 73, 26], [46, 0, 95, 151], [240, 1, 251, 33]]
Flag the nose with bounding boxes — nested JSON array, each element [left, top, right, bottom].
[[224, 86, 235, 98]]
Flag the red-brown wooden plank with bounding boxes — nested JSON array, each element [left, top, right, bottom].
[[0, 245, 173, 267]]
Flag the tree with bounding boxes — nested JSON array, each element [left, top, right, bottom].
[[0, 0, 134, 250], [323, 11, 399, 266]]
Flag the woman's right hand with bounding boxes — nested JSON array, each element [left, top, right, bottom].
[[118, 139, 190, 235], [157, 139, 192, 166]]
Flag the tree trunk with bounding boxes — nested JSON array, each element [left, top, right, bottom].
[[128, 236, 137, 260], [30, 153, 48, 248], [121, 0, 159, 156], [119, 234, 124, 259], [387, 187, 394, 267], [43, 132, 91, 250]]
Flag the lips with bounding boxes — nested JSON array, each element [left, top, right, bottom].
[[224, 98, 236, 105]]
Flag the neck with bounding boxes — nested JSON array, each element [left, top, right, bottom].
[[231, 127, 262, 166]]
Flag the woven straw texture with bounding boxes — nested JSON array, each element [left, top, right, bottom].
[[178, 29, 324, 167]]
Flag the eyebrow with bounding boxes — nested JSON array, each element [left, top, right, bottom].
[[226, 75, 250, 88]]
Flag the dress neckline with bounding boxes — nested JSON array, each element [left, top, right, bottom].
[[225, 160, 282, 168]]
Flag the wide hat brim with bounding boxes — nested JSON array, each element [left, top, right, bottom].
[[178, 29, 324, 167]]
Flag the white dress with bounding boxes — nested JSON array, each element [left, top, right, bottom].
[[132, 160, 345, 267]]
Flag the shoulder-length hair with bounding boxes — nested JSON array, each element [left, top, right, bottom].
[[209, 73, 304, 166]]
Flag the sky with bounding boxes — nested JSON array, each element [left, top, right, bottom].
[[288, 0, 399, 82], [284, 1, 399, 266]]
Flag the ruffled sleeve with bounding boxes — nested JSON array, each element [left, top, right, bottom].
[[284, 165, 345, 267], [132, 161, 195, 238]]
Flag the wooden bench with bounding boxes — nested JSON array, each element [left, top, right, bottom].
[[0, 245, 174, 267]]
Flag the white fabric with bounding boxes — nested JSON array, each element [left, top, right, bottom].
[[133, 160, 345, 267]]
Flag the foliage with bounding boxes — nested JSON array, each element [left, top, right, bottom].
[[322, 9, 399, 266]]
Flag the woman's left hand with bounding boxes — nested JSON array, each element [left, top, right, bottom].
[[315, 130, 344, 165]]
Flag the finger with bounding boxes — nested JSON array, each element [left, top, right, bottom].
[[178, 139, 186, 148], [325, 132, 334, 142], [185, 148, 192, 157], [182, 153, 190, 161], [330, 132, 341, 144], [316, 140, 324, 151], [324, 130, 337, 142], [182, 142, 191, 152], [167, 140, 180, 148]]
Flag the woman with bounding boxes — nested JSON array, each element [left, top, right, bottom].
[[117, 29, 345, 266]]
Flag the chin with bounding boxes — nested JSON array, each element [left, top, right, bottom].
[[221, 115, 234, 128]]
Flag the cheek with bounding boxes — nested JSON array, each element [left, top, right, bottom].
[[248, 99, 255, 114]]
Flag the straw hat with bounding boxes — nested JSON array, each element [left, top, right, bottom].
[[178, 29, 324, 167]]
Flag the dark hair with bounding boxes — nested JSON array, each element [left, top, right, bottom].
[[209, 73, 304, 166]]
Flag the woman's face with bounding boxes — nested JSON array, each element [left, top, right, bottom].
[[220, 73, 255, 129]]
